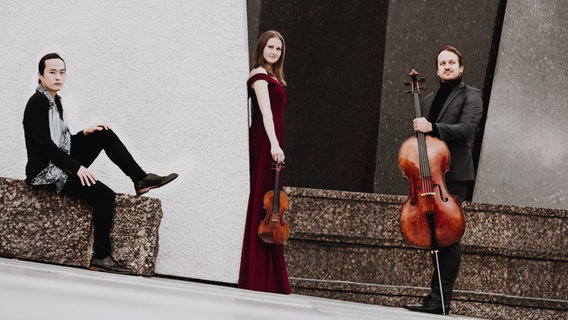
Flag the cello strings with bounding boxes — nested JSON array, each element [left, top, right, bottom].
[[418, 133, 434, 217]]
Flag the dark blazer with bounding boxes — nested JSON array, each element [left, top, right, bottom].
[[421, 81, 483, 182], [22, 92, 83, 184]]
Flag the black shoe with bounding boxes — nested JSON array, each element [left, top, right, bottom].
[[134, 173, 178, 195], [89, 256, 134, 275], [404, 297, 450, 315]]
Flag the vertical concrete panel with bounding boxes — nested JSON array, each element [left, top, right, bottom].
[[258, 0, 389, 192], [374, 0, 501, 196], [473, 1, 568, 210], [0, 0, 250, 282], [247, 0, 262, 59]]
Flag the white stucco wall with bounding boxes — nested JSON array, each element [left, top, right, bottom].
[[0, 0, 250, 283]]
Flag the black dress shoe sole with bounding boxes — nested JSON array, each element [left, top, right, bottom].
[[404, 305, 448, 315], [89, 265, 134, 275], [136, 173, 178, 196]]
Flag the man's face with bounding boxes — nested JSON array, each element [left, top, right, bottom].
[[39, 58, 66, 95], [436, 50, 464, 82]]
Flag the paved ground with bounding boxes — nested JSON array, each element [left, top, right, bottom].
[[0, 258, 484, 320]]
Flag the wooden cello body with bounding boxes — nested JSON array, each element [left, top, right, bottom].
[[258, 162, 290, 245], [398, 69, 465, 249]]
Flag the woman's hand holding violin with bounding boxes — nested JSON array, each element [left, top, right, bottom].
[[271, 145, 285, 163]]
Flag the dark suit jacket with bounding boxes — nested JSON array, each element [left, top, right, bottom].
[[421, 81, 483, 182]]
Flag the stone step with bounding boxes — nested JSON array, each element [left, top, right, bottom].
[[284, 187, 568, 319]]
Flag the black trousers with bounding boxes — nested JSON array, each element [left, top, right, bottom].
[[428, 181, 471, 305], [62, 130, 146, 258]]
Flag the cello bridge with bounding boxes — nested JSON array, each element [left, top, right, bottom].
[[420, 192, 436, 198]]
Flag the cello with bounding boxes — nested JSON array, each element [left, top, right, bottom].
[[258, 162, 290, 245], [398, 69, 465, 249], [398, 69, 465, 314]]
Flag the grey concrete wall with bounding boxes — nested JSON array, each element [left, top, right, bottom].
[[248, 1, 566, 211], [255, 0, 389, 192], [473, 0, 568, 210], [247, 0, 262, 60], [0, 0, 250, 282], [374, 0, 503, 196]]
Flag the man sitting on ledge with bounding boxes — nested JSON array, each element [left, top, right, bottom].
[[22, 53, 178, 275]]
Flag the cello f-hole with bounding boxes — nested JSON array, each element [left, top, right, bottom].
[[410, 185, 421, 206], [434, 184, 449, 202]]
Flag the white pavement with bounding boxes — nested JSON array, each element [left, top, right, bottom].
[[0, 258, 483, 320]]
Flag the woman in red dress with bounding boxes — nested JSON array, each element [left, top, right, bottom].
[[238, 30, 291, 294]]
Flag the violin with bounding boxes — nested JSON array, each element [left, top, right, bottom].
[[398, 69, 465, 249], [258, 162, 290, 245]]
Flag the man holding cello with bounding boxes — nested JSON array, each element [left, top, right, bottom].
[[404, 45, 483, 315]]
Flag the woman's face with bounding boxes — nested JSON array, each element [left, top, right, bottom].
[[262, 37, 283, 65]]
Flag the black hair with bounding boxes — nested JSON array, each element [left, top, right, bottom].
[[38, 53, 65, 76]]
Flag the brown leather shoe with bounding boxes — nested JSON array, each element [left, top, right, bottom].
[[89, 256, 134, 275], [134, 173, 178, 195]]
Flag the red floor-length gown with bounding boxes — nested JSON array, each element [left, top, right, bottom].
[[238, 73, 291, 294]]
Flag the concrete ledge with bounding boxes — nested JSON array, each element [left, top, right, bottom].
[[284, 187, 568, 319], [0, 177, 162, 276]]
